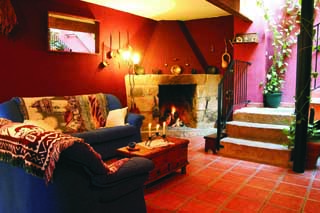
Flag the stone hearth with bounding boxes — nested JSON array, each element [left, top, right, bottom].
[[125, 74, 222, 136]]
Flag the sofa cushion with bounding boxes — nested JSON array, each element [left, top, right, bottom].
[[106, 94, 122, 110], [19, 93, 108, 133], [0, 98, 23, 122], [72, 125, 138, 146]]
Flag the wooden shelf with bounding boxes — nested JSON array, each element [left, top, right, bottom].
[[232, 33, 258, 44]]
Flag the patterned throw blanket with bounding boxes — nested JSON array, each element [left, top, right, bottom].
[[19, 93, 109, 133], [0, 118, 128, 184]]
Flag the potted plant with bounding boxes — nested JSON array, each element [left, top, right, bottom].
[[283, 108, 320, 169], [257, 0, 301, 107]]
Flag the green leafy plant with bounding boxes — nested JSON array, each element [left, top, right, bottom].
[[283, 119, 320, 148], [282, 119, 296, 148], [283, 108, 320, 148], [257, 0, 301, 94], [308, 120, 320, 140]]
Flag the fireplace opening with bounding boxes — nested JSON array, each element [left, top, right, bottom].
[[158, 84, 196, 128]]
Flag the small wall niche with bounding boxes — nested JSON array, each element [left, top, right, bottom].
[[232, 33, 258, 44], [48, 11, 100, 54]]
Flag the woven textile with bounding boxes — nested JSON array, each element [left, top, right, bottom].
[[0, 121, 84, 183], [0, 119, 129, 183], [19, 93, 108, 133]]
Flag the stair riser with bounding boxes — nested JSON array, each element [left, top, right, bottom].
[[219, 141, 291, 167], [233, 112, 294, 125], [226, 124, 289, 145]]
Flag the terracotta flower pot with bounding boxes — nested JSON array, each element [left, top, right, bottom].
[[305, 141, 320, 170]]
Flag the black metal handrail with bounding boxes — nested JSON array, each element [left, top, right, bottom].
[[216, 60, 251, 151]]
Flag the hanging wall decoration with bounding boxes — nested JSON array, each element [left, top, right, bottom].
[[0, 0, 17, 36]]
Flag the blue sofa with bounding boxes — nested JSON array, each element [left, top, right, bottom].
[[0, 94, 154, 213], [0, 143, 154, 213], [0, 94, 145, 160]]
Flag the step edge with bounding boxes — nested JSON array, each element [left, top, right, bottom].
[[220, 137, 290, 150]]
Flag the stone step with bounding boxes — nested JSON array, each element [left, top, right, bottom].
[[219, 137, 292, 167], [233, 107, 295, 125], [226, 121, 290, 145]]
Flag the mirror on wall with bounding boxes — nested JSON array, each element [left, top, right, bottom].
[[48, 12, 100, 54]]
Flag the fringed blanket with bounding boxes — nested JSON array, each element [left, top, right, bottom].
[[0, 118, 128, 184], [0, 119, 85, 183]]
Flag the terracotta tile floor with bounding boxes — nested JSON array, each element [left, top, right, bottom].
[[144, 136, 320, 212]]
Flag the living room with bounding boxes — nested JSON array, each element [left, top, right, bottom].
[[1, 0, 320, 212]]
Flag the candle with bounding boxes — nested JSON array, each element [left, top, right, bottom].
[[148, 123, 152, 137], [156, 124, 160, 133], [162, 122, 166, 135]]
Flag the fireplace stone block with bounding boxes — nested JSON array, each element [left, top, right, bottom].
[[125, 74, 222, 132]]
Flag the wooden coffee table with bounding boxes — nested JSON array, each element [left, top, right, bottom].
[[116, 137, 189, 184]]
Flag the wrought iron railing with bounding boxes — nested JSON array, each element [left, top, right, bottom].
[[216, 60, 251, 151]]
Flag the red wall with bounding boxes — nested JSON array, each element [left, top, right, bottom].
[[142, 16, 234, 75], [0, 0, 233, 105], [4, 0, 316, 108], [0, 0, 156, 104]]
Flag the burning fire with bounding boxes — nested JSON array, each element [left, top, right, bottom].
[[162, 105, 184, 127], [171, 106, 176, 116]]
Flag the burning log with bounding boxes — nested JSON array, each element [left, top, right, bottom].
[[171, 117, 184, 127], [0, 0, 17, 36], [161, 109, 184, 127]]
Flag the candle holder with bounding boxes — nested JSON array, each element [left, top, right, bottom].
[[145, 131, 167, 147]]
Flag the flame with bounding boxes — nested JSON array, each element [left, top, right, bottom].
[[171, 106, 176, 116]]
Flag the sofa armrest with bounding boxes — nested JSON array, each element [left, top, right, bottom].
[[0, 98, 24, 122], [127, 113, 145, 129], [91, 157, 154, 187]]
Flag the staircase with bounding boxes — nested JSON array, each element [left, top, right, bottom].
[[218, 107, 295, 167]]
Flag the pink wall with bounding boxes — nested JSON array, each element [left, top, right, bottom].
[[236, 1, 320, 105], [235, 0, 297, 105]]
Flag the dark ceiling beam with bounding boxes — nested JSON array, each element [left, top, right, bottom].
[[206, 0, 252, 23]]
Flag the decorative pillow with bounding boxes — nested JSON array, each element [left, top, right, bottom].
[[105, 107, 128, 128], [19, 93, 108, 133], [23, 120, 55, 131]]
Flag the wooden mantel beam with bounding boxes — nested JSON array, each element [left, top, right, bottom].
[[206, 0, 252, 23]]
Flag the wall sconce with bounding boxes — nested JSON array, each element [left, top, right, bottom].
[[120, 45, 133, 61], [132, 52, 141, 65], [100, 31, 142, 69]]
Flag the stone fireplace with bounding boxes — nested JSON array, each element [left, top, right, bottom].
[[125, 74, 222, 136], [158, 84, 196, 128]]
